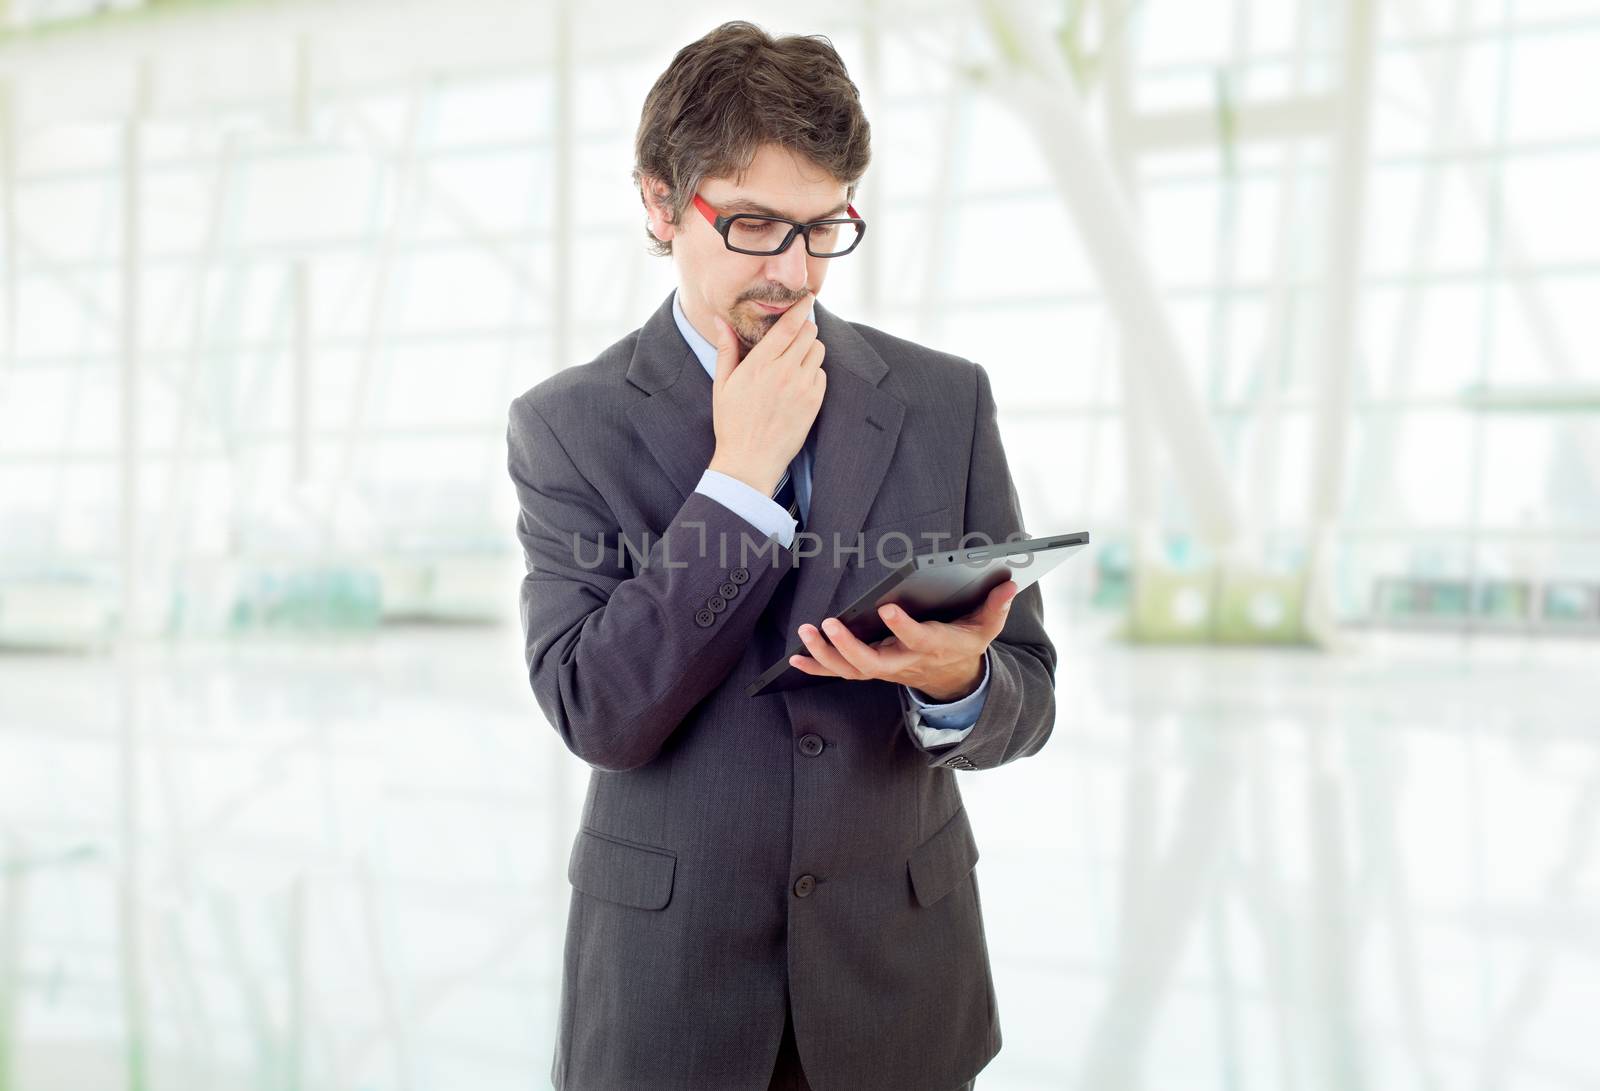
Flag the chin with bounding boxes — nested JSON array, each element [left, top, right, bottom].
[[730, 312, 773, 345]]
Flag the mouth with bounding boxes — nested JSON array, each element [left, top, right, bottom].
[[748, 300, 793, 315]]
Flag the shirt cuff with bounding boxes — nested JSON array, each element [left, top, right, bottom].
[[901, 648, 991, 747], [694, 468, 797, 547]]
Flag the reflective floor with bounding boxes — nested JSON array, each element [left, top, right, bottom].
[[1, 612, 1595, 1090]]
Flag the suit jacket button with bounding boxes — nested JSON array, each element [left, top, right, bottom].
[[729, 567, 750, 585], [798, 733, 824, 757], [707, 595, 727, 613], [793, 874, 816, 898], [719, 581, 739, 599], [694, 608, 715, 628]]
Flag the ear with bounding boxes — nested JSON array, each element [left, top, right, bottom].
[[640, 175, 677, 243]]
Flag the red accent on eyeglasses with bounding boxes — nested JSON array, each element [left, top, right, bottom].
[[693, 193, 860, 226]]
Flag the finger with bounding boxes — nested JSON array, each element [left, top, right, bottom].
[[948, 580, 1016, 637], [787, 652, 834, 676], [711, 316, 740, 385], [876, 602, 931, 652], [796, 622, 864, 679], [817, 616, 892, 677], [776, 317, 818, 367], [757, 290, 815, 355], [782, 288, 814, 321], [984, 580, 1019, 637], [798, 338, 825, 375], [797, 622, 859, 677]]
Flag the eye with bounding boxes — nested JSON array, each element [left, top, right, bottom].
[[730, 217, 782, 238]]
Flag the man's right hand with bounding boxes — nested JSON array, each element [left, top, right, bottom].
[[705, 291, 827, 498]]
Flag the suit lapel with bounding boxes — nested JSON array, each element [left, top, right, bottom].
[[625, 293, 717, 503], [625, 290, 906, 638], [781, 302, 904, 638]]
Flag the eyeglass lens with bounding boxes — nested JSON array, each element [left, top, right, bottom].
[[724, 215, 863, 256]]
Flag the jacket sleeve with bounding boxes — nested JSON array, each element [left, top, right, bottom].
[[695, 468, 798, 547], [900, 646, 989, 746], [507, 392, 798, 772], [904, 362, 1059, 771]]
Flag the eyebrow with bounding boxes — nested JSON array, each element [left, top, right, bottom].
[[717, 198, 850, 220]]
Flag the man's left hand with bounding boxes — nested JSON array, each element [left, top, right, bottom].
[[789, 579, 1018, 702]]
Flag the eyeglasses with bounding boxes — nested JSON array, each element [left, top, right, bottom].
[[691, 193, 867, 258]]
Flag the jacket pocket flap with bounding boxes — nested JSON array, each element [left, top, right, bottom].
[[907, 806, 980, 907], [569, 828, 676, 910]]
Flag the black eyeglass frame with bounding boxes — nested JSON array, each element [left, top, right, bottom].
[[691, 193, 868, 258]]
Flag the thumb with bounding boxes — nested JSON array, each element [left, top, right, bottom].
[[712, 316, 740, 386], [993, 580, 1017, 624]]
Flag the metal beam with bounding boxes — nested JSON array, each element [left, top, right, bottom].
[[1241, 50, 1317, 547], [1303, 0, 1378, 642], [1389, 0, 1600, 499], [978, 0, 1246, 547], [550, 0, 571, 383], [913, 31, 969, 346], [1098, 0, 1161, 568], [291, 34, 313, 486], [1345, 0, 1479, 544], [116, 57, 153, 1091], [0, 834, 21, 1091], [0, 76, 15, 390], [316, 85, 429, 547]]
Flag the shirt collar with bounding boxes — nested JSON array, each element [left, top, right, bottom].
[[671, 288, 816, 381]]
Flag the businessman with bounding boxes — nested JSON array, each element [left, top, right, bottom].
[[506, 21, 1057, 1091]]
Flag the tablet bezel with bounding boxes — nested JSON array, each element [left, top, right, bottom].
[[746, 530, 1088, 698]]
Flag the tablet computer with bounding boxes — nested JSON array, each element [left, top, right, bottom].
[[747, 529, 1089, 698]]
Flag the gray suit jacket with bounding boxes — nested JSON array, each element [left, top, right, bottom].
[[506, 290, 1057, 1091]]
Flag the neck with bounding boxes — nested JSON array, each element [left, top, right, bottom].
[[677, 289, 747, 363]]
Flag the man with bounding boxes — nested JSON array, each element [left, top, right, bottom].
[[506, 21, 1057, 1091]]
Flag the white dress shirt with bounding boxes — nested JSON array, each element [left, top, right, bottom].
[[672, 289, 988, 748]]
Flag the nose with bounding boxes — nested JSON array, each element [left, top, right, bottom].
[[762, 231, 810, 293]]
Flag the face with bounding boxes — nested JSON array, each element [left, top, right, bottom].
[[644, 143, 850, 353]]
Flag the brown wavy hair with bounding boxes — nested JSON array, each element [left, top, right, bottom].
[[633, 21, 872, 257]]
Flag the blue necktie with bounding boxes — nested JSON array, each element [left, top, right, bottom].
[[771, 463, 802, 530]]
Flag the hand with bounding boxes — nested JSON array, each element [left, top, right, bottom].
[[706, 291, 826, 496], [788, 579, 1019, 700]]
